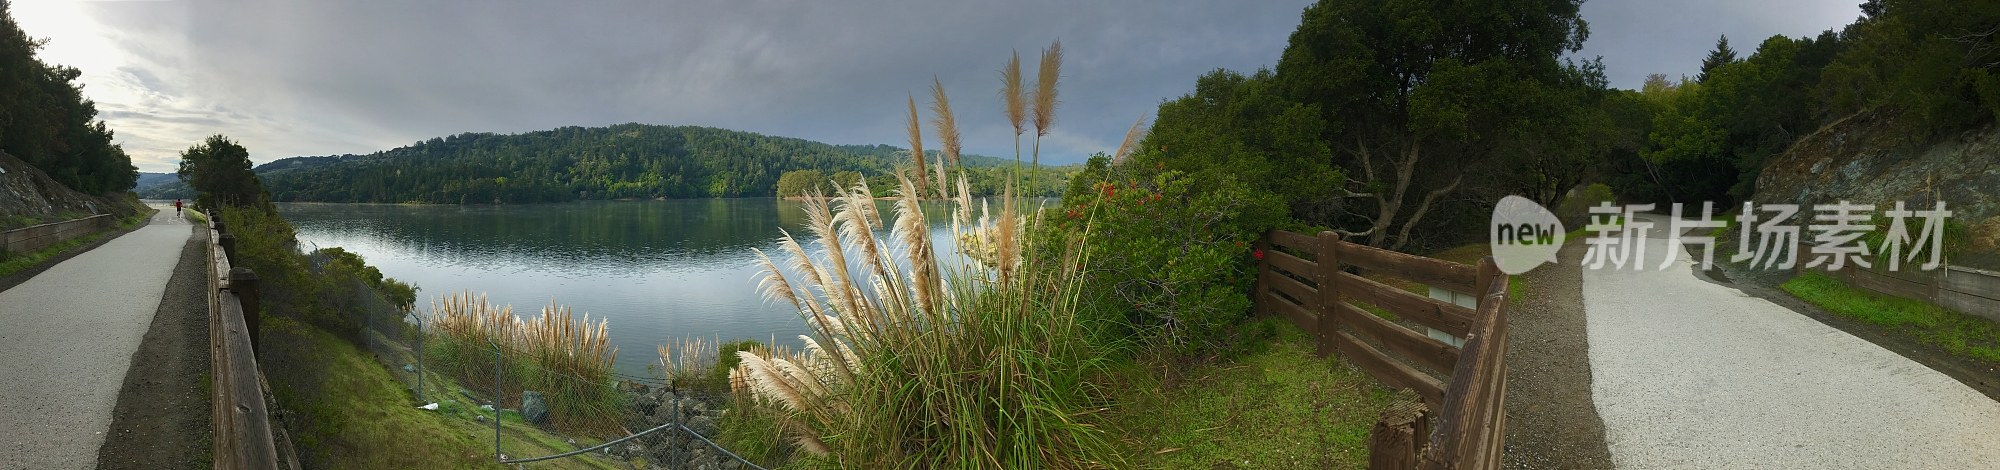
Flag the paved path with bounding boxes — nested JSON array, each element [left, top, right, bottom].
[[0, 205, 193, 469], [1583, 213, 2000, 469]]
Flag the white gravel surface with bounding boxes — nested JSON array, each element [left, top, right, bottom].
[[1583, 213, 2000, 469], [0, 206, 191, 469]]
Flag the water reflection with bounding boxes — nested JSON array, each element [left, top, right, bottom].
[[278, 198, 1032, 376]]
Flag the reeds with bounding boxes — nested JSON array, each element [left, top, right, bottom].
[[425, 291, 623, 433], [733, 47, 1117, 468]]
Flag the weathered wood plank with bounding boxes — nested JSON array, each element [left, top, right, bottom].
[[1336, 242, 1479, 295], [217, 293, 280, 470], [1369, 400, 1429, 470], [1266, 248, 1317, 280], [1332, 302, 1460, 374], [1317, 232, 1345, 358], [1938, 290, 2000, 323], [1427, 275, 1508, 470], [1263, 291, 1319, 334], [1942, 266, 2000, 299], [1848, 268, 1934, 301], [1333, 331, 1445, 408], [1261, 269, 1318, 307], [1268, 230, 1319, 256], [1334, 271, 1474, 337]]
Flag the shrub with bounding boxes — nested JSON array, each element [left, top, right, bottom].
[[1052, 157, 1287, 352], [1554, 182, 1617, 228]]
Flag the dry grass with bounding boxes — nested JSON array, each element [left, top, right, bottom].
[[731, 52, 1118, 467], [905, 95, 930, 197], [1111, 116, 1147, 165], [426, 292, 623, 433]]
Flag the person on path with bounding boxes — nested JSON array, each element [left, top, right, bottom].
[[173, 199, 182, 216]]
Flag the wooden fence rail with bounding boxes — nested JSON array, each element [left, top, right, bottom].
[[204, 212, 296, 470], [1254, 230, 1510, 470]]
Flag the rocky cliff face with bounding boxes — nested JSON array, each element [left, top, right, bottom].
[[1755, 112, 2000, 265], [0, 151, 133, 230]]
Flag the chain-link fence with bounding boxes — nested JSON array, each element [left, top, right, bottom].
[[406, 291, 773, 469]]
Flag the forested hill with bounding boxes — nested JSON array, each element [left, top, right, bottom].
[[254, 123, 1011, 203]]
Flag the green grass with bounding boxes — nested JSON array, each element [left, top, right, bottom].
[[1101, 318, 1405, 469], [0, 211, 150, 278], [264, 318, 627, 469], [1781, 272, 2000, 363]]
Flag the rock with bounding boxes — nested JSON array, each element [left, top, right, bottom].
[[403, 363, 416, 372], [685, 415, 717, 437], [521, 391, 549, 425], [475, 414, 486, 423]]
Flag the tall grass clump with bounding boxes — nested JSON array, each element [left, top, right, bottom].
[[731, 42, 1119, 468], [426, 291, 624, 433]]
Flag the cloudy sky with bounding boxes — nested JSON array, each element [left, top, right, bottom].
[[13, 0, 1860, 173]]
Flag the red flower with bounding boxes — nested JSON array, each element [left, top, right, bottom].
[[1252, 249, 1265, 260], [1151, 193, 1161, 202], [1103, 185, 1115, 198]]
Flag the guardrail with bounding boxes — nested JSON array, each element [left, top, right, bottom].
[[2, 214, 112, 253], [1253, 230, 1509, 470], [203, 212, 295, 470]]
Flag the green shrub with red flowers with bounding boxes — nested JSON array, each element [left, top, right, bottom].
[[1049, 154, 1287, 352]]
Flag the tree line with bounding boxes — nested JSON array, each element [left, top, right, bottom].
[[0, 2, 136, 195], [249, 123, 1033, 203], [1054, 0, 2000, 352]]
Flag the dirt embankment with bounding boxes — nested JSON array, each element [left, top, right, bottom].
[[0, 151, 145, 231], [1755, 112, 2000, 269]]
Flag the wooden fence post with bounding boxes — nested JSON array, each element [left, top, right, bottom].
[[218, 233, 239, 267], [1317, 231, 1344, 357], [1475, 256, 1499, 304], [230, 267, 262, 356], [1254, 237, 1273, 317]]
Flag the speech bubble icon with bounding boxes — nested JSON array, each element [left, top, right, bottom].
[[1490, 195, 1566, 275]]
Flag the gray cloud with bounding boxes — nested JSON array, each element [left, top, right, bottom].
[[1575, 0, 1861, 88], [28, 1, 1863, 173]]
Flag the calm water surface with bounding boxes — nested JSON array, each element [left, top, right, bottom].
[[278, 198, 1003, 375]]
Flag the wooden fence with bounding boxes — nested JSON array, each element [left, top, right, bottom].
[[1253, 230, 1509, 470], [204, 212, 298, 470], [1, 214, 112, 254]]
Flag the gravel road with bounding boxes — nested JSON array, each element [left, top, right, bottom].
[[1583, 213, 2000, 468], [0, 205, 193, 469]]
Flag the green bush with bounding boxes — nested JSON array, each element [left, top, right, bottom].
[[1052, 155, 1287, 353], [1555, 183, 1617, 227]]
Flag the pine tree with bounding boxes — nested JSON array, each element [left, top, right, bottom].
[[1697, 35, 1738, 82]]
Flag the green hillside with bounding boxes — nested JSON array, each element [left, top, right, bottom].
[[248, 123, 1040, 203]]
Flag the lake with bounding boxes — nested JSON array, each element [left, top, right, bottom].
[[278, 198, 1000, 376]]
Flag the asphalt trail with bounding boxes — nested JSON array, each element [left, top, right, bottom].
[[0, 205, 192, 469]]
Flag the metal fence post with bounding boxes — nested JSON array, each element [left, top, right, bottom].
[[672, 380, 683, 467], [493, 339, 503, 461], [415, 313, 425, 403]]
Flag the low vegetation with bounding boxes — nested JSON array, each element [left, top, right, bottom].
[[1103, 319, 1404, 469], [425, 292, 625, 434], [0, 210, 150, 278], [1782, 272, 2000, 364]]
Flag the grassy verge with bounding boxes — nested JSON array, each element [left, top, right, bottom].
[[264, 317, 502, 469], [0, 210, 152, 278], [1102, 318, 1405, 468], [1781, 271, 2000, 363], [264, 317, 626, 469]]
